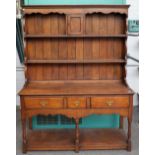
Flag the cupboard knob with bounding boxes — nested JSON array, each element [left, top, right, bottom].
[[106, 100, 113, 106], [40, 101, 48, 107], [75, 101, 80, 107]]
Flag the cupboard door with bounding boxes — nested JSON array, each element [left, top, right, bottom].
[[67, 15, 85, 35]]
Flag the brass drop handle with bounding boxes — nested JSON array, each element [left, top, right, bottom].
[[40, 101, 48, 107], [106, 100, 113, 106], [75, 100, 80, 107]]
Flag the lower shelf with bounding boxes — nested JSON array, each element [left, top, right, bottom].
[[27, 129, 128, 151]]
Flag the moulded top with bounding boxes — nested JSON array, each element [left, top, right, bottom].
[[22, 5, 130, 15]]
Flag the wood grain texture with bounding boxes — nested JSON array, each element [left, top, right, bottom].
[[23, 5, 130, 16], [24, 97, 64, 109], [20, 5, 133, 153], [19, 81, 133, 95], [67, 97, 87, 109], [26, 129, 128, 151]]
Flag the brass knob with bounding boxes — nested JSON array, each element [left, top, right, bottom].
[[40, 101, 48, 107], [75, 101, 80, 107], [106, 100, 113, 106]]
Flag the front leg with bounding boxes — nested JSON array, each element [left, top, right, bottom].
[[29, 117, 32, 130], [127, 118, 132, 151], [127, 95, 133, 151], [119, 116, 124, 129], [75, 118, 80, 153], [21, 118, 27, 153]]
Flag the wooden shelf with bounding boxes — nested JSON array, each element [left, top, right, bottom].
[[27, 129, 127, 151], [25, 34, 127, 39], [26, 59, 126, 64]]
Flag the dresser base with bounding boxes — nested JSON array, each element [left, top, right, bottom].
[[26, 129, 128, 152]]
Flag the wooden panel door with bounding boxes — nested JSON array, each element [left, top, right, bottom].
[[67, 15, 85, 35]]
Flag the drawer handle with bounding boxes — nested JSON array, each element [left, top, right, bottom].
[[40, 101, 48, 107], [75, 101, 80, 107], [106, 100, 113, 106]]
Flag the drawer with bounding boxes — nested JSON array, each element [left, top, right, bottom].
[[24, 97, 64, 109], [91, 96, 129, 108], [67, 97, 87, 109]]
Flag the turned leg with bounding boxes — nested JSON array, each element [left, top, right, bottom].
[[127, 95, 133, 151], [29, 117, 32, 130], [21, 118, 27, 153], [75, 118, 80, 153], [119, 116, 123, 129], [127, 118, 132, 151]]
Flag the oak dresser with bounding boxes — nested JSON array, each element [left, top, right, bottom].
[[19, 5, 134, 153]]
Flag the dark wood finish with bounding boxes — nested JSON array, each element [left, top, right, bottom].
[[19, 5, 133, 153]]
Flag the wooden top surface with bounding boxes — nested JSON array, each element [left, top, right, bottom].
[[19, 80, 133, 96]]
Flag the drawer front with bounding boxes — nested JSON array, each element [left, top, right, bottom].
[[91, 96, 129, 108], [24, 97, 64, 109], [67, 97, 87, 109]]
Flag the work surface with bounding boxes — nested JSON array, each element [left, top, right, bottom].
[[19, 81, 133, 96]]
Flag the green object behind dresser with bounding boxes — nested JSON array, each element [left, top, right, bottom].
[[24, 0, 126, 5]]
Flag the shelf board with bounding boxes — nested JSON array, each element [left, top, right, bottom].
[[25, 34, 127, 38], [27, 129, 127, 151], [26, 59, 126, 64]]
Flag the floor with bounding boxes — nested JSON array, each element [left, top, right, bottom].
[[16, 107, 139, 155]]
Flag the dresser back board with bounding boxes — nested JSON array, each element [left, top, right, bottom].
[[23, 5, 128, 82]]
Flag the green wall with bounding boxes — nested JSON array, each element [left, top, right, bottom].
[[24, 0, 126, 5], [33, 114, 119, 129]]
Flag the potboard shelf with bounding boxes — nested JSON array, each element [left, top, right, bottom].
[[27, 129, 127, 151]]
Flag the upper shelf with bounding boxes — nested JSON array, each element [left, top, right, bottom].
[[24, 34, 127, 39], [24, 11, 126, 36], [25, 59, 126, 64]]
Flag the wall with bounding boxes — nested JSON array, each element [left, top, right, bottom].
[[126, 0, 139, 105], [16, 52, 24, 105], [24, 0, 126, 5]]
